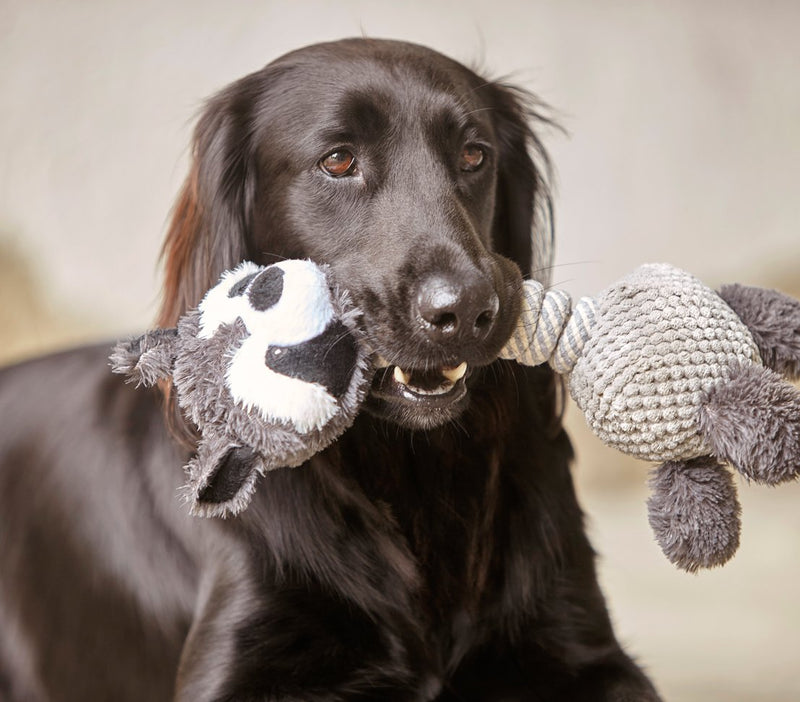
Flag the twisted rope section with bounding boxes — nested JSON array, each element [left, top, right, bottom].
[[499, 281, 597, 372]]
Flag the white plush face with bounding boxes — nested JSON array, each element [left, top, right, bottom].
[[197, 260, 345, 434], [198, 260, 334, 342]]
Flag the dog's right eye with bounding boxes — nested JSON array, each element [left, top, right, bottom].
[[459, 144, 485, 172], [319, 150, 357, 177]]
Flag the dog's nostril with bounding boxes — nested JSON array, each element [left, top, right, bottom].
[[417, 278, 461, 330], [475, 310, 494, 331], [473, 293, 500, 336], [431, 311, 458, 333]]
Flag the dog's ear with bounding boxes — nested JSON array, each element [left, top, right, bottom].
[[158, 74, 274, 329], [484, 82, 555, 286], [157, 70, 284, 446]]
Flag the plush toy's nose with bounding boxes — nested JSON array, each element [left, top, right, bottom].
[[414, 273, 499, 345]]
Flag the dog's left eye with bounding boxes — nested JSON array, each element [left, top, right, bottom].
[[319, 150, 358, 177], [459, 144, 485, 172]]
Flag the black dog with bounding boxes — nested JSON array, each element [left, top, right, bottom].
[[0, 38, 662, 701]]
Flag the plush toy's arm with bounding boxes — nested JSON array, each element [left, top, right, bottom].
[[110, 328, 180, 387], [647, 456, 742, 573], [718, 283, 800, 380]]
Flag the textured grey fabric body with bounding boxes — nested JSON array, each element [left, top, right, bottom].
[[500, 264, 762, 462], [568, 264, 761, 461]]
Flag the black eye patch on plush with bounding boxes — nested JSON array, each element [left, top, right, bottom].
[[228, 272, 259, 298], [247, 267, 285, 311], [264, 320, 357, 398]]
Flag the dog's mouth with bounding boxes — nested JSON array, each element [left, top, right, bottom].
[[363, 356, 473, 429], [373, 359, 469, 401]]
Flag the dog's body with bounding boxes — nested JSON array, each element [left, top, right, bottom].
[[0, 39, 661, 701]]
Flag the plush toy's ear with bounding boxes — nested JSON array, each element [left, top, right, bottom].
[[718, 283, 800, 380], [647, 457, 742, 572], [699, 361, 800, 485], [110, 328, 180, 387], [183, 438, 266, 518]]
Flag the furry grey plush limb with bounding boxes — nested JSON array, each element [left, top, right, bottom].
[[109, 328, 179, 387], [719, 283, 800, 380], [647, 457, 741, 572], [699, 361, 800, 485]]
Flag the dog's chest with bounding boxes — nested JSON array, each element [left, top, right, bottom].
[[343, 426, 504, 631]]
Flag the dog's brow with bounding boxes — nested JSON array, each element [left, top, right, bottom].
[[332, 90, 391, 143], [423, 99, 490, 152]]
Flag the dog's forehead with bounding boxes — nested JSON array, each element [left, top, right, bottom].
[[276, 38, 483, 94], [265, 47, 492, 138]]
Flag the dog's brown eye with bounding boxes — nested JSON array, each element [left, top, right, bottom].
[[320, 150, 357, 177], [459, 144, 485, 172]]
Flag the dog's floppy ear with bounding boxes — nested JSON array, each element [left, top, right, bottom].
[[157, 69, 286, 445], [158, 73, 274, 329], [484, 82, 555, 286]]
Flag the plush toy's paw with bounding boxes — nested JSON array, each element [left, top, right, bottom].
[[719, 283, 800, 380], [699, 361, 800, 485], [109, 329, 178, 387], [647, 457, 741, 572], [110, 328, 179, 386]]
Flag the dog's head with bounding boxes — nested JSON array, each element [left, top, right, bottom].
[[159, 38, 554, 431]]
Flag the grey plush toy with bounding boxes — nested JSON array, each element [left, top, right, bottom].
[[499, 263, 800, 571], [111, 260, 371, 518], [113, 260, 800, 572]]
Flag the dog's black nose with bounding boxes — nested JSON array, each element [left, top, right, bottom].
[[415, 273, 499, 344]]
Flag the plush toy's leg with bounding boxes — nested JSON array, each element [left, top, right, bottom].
[[718, 283, 800, 379], [647, 457, 741, 572], [183, 437, 266, 518], [699, 361, 800, 485]]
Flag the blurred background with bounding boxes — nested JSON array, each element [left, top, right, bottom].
[[2, 1, 799, 699]]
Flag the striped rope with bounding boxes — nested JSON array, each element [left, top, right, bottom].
[[499, 282, 595, 372]]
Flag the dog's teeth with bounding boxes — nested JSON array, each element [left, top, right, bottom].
[[393, 366, 411, 386], [442, 362, 468, 382]]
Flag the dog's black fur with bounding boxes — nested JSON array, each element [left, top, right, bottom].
[[0, 39, 661, 701]]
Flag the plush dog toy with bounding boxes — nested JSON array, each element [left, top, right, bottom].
[[112, 260, 800, 571], [500, 263, 800, 571], [111, 260, 371, 517]]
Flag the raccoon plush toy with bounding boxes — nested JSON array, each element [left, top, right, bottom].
[[111, 260, 371, 518]]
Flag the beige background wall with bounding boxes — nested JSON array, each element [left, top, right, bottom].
[[2, 1, 799, 699]]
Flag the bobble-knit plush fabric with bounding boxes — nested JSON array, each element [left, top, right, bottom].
[[501, 264, 762, 462], [568, 264, 761, 461]]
